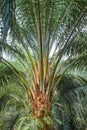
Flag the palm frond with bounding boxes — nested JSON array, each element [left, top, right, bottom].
[[0, 0, 16, 38], [53, 73, 87, 130]]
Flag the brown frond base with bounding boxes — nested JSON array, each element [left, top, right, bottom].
[[32, 92, 52, 130]]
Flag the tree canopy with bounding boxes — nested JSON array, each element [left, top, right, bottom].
[[0, 0, 87, 130]]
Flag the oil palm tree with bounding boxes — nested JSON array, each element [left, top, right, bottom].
[[0, 0, 87, 130]]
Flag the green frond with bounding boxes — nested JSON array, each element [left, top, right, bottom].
[[0, 0, 16, 38], [52, 73, 87, 130], [0, 63, 17, 85], [0, 112, 19, 130]]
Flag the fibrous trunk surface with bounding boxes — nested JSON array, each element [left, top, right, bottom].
[[32, 87, 52, 130]]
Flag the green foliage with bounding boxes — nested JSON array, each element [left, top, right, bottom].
[[0, 0, 16, 38], [53, 73, 87, 130], [0, 0, 87, 130]]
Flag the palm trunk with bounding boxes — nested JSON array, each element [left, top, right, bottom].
[[32, 87, 52, 130]]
